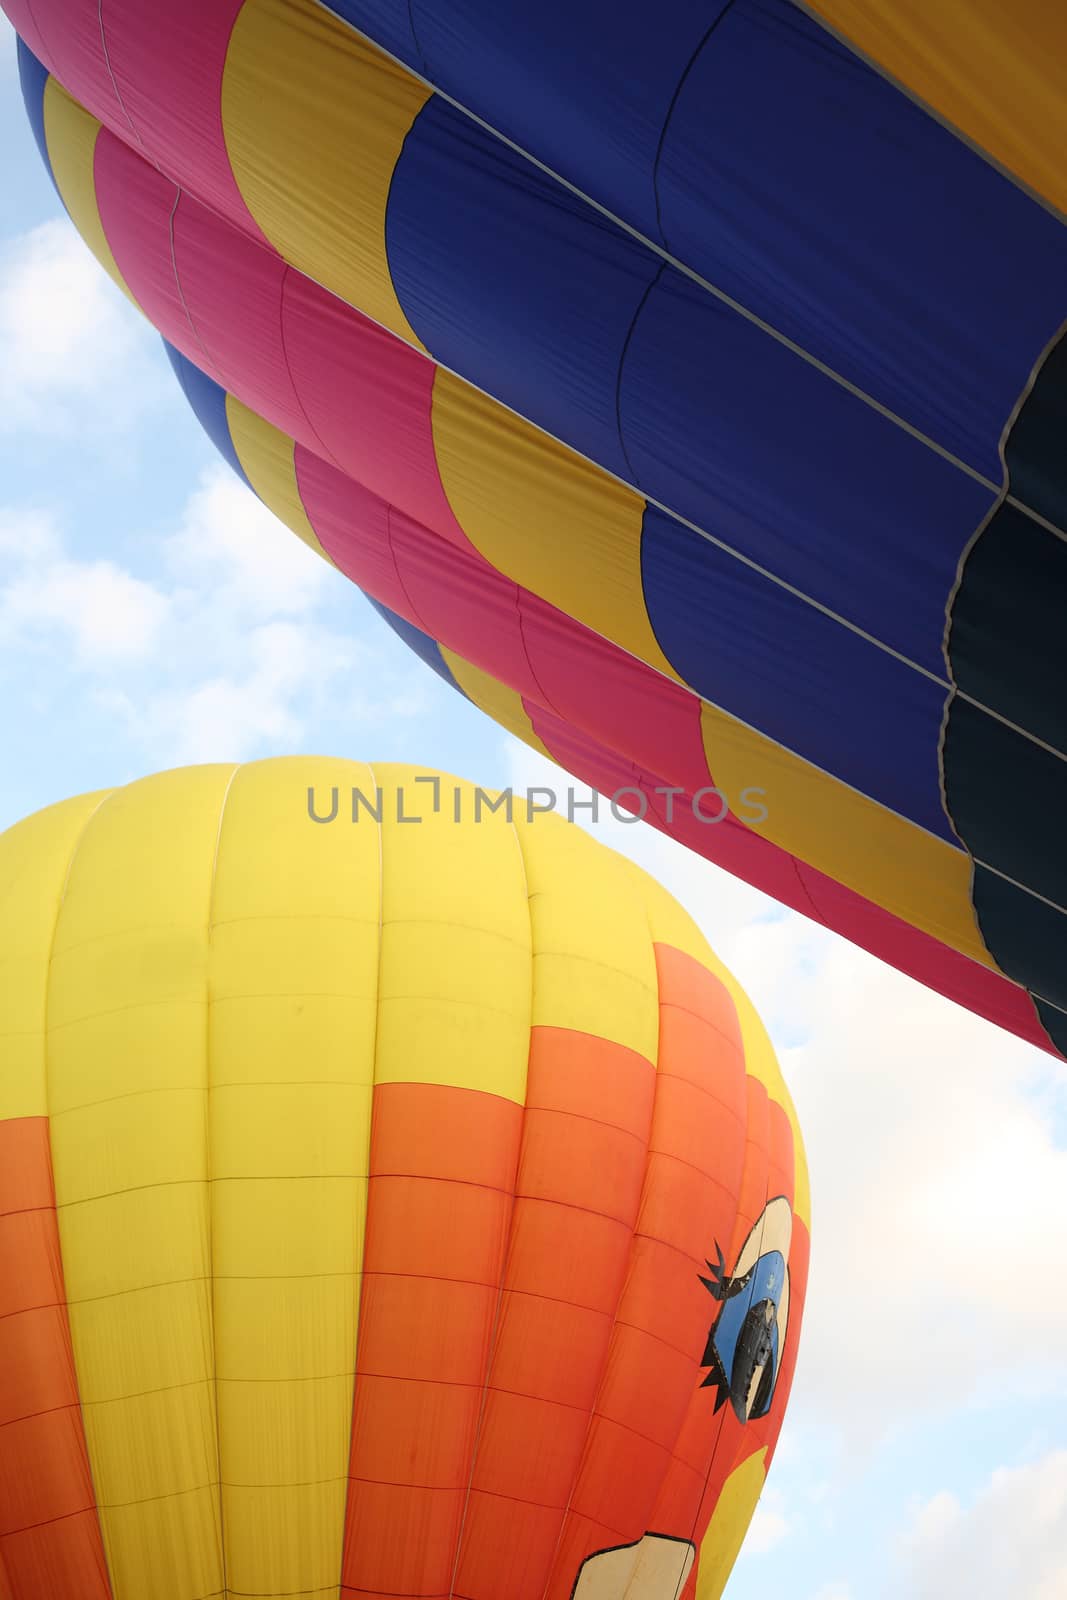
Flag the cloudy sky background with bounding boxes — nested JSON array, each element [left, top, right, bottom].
[[2, 19, 1065, 1596]]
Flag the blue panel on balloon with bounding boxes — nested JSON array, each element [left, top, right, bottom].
[[655, 0, 1067, 482], [641, 505, 954, 842], [320, 1, 422, 72], [367, 597, 466, 696], [162, 341, 251, 491], [386, 95, 658, 482], [622, 268, 995, 679], [17, 38, 56, 195], [407, 0, 723, 243]]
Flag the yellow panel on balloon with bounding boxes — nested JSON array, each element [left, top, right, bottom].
[[432, 369, 682, 684], [374, 766, 533, 1102], [700, 699, 994, 970], [46, 765, 235, 1600], [42, 77, 140, 309], [225, 392, 334, 564], [440, 645, 553, 760], [696, 1449, 769, 1599], [222, 0, 429, 348], [0, 791, 105, 1119], [204, 757, 380, 1595], [513, 807, 660, 1062]]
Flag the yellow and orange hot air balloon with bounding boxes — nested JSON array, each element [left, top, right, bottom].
[[0, 758, 808, 1600]]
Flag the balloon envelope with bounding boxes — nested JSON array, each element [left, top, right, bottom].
[[0, 758, 808, 1599], [9, 0, 1067, 1061]]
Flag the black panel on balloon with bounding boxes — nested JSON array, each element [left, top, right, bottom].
[[946, 501, 1067, 751], [942, 698, 1067, 912], [1036, 999, 1067, 1059], [969, 866, 1067, 1017]]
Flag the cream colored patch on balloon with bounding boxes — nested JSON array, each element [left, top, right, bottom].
[[572, 1534, 696, 1598]]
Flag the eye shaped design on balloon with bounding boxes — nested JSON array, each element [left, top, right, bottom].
[[700, 1195, 793, 1424]]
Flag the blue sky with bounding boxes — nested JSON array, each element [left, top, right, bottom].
[[2, 19, 1066, 1597]]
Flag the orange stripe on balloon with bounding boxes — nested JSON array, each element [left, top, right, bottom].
[[342, 1083, 523, 1598], [453, 1029, 656, 1600], [0, 1119, 111, 1600]]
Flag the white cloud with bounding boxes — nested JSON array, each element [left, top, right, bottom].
[[502, 740, 1067, 1448], [0, 219, 160, 436], [2, 552, 169, 661], [898, 1452, 1067, 1599], [0, 504, 60, 563], [1, 464, 431, 762], [164, 469, 331, 620]]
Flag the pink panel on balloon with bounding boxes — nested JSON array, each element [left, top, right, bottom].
[[294, 447, 412, 621], [170, 192, 313, 449], [284, 276, 476, 554], [18, 0, 125, 135], [519, 593, 711, 798], [389, 507, 544, 701], [4, 2, 54, 69], [798, 865, 1051, 1050], [92, 130, 212, 365], [95, 0, 267, 243]]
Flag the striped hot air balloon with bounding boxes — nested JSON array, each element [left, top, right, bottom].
[[8, 0, 1066, 1062], [0, 758, 809, 1600]]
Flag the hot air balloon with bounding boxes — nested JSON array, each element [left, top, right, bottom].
[[7, 0, 1066, 1063], [0, 758, 808, 1599]]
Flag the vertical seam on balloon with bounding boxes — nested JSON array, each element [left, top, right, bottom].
[[338, 758, 385, 1600], [650, 0, 738, 251], [277, 265, 349, 478], [445, 807, 533, 1599], [96, 0, 149, 162], [405, 0, 428, 77], [644, 909, 704, 1600], [205, 763, 243, 1600], [612, 262, 664, 492], [381, 503, 434, 635], [787, 855, 843, 931], [42, 788, 117, 1600], [513, 595, 564, 722], [166, 189, 227, 385]]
